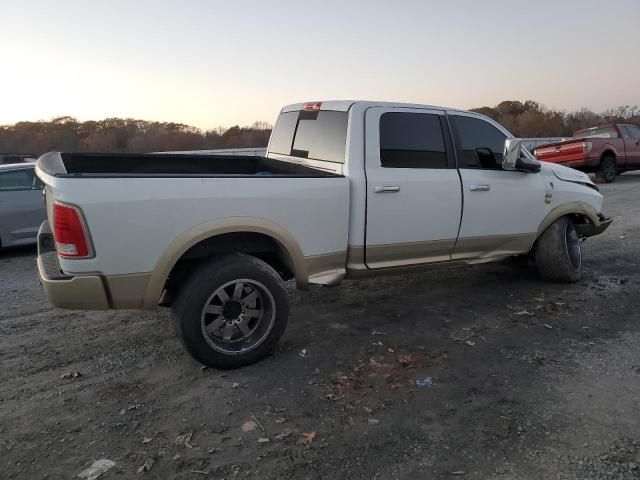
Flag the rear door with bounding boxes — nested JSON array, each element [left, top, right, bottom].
[[448, 113, 546, 260], [0, 167, 46, 245], [622, 125, 640, 166], [364, 107, 462, 268]]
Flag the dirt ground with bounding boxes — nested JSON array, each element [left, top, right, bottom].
[[1, 173, 640, 480]]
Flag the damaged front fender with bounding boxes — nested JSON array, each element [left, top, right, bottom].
[[575, 214, 613, 238]]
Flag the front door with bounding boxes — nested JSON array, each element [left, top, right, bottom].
[[364, 107, 462, 268], [448, 112, 547, 260]]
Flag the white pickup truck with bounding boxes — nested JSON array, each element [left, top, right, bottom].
[[36, 100, 612, 368]]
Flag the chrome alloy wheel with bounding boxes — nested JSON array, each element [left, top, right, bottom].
[[564, 222, 582, 270], [200, 279, 276, 355]]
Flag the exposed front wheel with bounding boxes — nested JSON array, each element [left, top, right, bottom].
[[534, 217, 583, 283], [173, 254, 289, 369], [596, 155, 617, 183]]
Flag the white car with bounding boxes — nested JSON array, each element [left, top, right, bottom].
[[35, 100, 611, 368]]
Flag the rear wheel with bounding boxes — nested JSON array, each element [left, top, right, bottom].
[[596, 155, 616, 183], [534, 217, 583, 283], [173, 254, 289, 369]]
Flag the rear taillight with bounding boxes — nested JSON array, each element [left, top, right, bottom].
[[53, 201, 92, 258], [582, 141, 592, 154]]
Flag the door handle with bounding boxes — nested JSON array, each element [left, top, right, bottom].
[[469, 184, 491, 192], [374, 185, 401, 193]]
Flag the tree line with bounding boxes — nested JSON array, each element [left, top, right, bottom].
[[1, 102, 639, 155], [0, 117, 272, 155], [470, 101, 640, 138]]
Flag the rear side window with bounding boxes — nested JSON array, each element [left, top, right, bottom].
[[0, 168, 38, 191], [619, 126, 631, 139], [379, 112, 447, 168], [574, 127, 618, 139], [627, 125, 640, 140], [269, 110, 348, 164], [450, 115, 507, 169]]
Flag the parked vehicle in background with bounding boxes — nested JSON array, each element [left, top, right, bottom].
[[36, 100, 611, 369], [534, 124, 640, 183], [520, 137, 565, 154], [0, 163, 46, 248]]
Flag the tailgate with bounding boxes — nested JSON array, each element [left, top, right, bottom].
[[535, 140, 587, 163]]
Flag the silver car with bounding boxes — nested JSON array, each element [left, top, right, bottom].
[[0, 163, 46, 248]]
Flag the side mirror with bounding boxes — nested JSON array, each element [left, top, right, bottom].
[[515, 156, 542, 173], [502, 138, 541, 173]]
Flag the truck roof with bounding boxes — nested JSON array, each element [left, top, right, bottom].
[[575, 124, 617, 133], [0, 162, 35, 171], [575, 123, 640, 134], [281, 100, 468, 114]]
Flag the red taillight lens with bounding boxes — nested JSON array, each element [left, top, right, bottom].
[[53, 201, 91, 258]]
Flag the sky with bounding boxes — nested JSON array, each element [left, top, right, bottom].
[[2, 0, 639, 129]]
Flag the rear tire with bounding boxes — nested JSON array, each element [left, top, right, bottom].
[[596, 155, 616, 183], [173, 254, 289, 369], [534, 217, 583, 283]]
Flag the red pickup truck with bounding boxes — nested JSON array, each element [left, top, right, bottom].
[[534, 124, 640, 182]]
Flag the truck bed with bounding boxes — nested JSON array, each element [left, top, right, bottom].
[[38, 152, 340, 177], [35, 151, 350, 287]]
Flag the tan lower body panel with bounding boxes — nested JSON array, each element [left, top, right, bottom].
[[37, 256, 110, 310], [347, 233, 535, 276], [304, 251, 348, 286], [451, 233, 535, 261], [110, 235, 532, 306], [105, 273, 152, 309], [363, 239, 455, 269]]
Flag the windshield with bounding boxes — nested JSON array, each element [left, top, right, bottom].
[[268, 110, 348, 164], [574, 126, 618, 139]]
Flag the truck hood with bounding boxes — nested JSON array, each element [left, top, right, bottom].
[[541, 161, 597, 190]]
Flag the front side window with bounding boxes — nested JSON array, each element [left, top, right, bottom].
[[379, 112, 447, 168], [450, 115, 507, 169], [0, 168, 39, 191]]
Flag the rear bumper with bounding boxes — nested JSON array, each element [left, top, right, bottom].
[[575, 213, 613, 237], [37, 221, 110, 309]]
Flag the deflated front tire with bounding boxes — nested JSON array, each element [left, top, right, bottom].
[[534, 216, 583, 283]]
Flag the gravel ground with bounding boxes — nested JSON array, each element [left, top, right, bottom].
[[1, 173, 639, 480]]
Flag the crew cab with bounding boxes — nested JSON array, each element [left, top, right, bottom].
[[35, 101, 612, 368], [534, 124, 640, 183]]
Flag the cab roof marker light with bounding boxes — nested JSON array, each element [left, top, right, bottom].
[[303, 102, 322, 111]]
